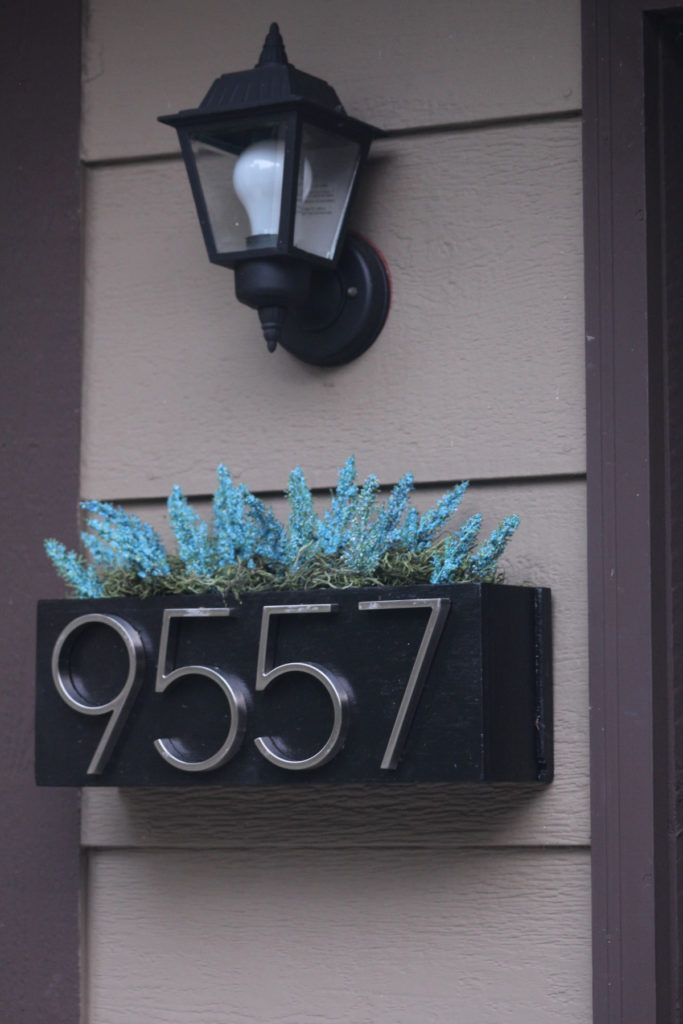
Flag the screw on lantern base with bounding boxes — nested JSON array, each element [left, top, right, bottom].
[[234, 234, 391, 366]]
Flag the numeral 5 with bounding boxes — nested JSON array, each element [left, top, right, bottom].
[[253, 604, 352, 770], [153, 608, 249, 772]]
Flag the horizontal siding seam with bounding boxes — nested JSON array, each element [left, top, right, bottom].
[[81, 109, 582, 170], [383, 108, 582, 139], [82, 842, 591, 854], [103, 473, 588, 509]]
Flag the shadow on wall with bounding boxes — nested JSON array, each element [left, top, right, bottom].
[[109, 783, 551, 847]]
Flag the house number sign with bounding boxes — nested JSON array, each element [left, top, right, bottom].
[[35, 584, 552, 786]]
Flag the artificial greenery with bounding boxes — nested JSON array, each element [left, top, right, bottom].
[[44, 457, 520, 599]]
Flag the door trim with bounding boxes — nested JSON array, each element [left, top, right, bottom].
[[583, 2, 683, 1020], [0, 1, 83, 1020]]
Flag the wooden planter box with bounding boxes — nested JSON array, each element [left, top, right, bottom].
[[35, 582, 552, 787]]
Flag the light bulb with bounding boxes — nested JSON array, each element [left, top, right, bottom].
[[232, 139, 312, 239]]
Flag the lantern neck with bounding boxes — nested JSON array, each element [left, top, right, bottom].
[[234, 258, 312, 352], [232, 235, 391, 365]]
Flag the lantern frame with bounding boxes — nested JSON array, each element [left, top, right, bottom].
[[165, 105, 376, 270]]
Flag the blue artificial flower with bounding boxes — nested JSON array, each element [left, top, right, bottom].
[[318, 456, 359, 555], [430, 513, 482, 584], [244, 491, 288, 564], [398, 507, 420, 550], [340, 473, 382, 572], [379, 472, 415, 547], [286, 466, 318, 566], [80, 529, 121, 568], [212, 465, 244, 566], [44, 539, 103, 598], [469, 514, 520, 579], [167, 486, 213, 576], [80, 501, 170, 579], [415, 481, 469, 549], [213, 466, 302, 568]]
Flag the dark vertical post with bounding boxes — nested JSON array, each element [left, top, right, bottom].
[[583, 2, 683, 1021], [0, 1, 82, 1021], [645, 17, 683, 1016]]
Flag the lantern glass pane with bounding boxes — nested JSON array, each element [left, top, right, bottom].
[[190, 119, 288, 254], [294, 124, 361, 260]]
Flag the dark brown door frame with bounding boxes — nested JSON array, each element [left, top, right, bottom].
[[584, 2, 683, 1021], [0, 1, 82, 1021]]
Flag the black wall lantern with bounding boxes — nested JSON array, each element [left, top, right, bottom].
[[159, 24, 391, 365]]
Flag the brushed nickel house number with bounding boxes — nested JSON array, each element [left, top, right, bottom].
[[50, 599, 449, 776]]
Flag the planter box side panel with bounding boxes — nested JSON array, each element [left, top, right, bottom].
[[483, 585, 553, 782]]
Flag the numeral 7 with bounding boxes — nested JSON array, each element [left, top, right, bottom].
[[358, 597, 450, 769]]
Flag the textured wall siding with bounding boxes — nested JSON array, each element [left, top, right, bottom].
[[80, 1, 587, 1020], [83, 0, 581, 161], [87, 848, 591, 1024], [82, 121, 583, 499]]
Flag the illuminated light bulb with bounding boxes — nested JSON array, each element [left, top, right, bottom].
[[232, 139, 312, 239]]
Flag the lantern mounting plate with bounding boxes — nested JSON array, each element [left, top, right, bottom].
[[276, 233, 390, 366]]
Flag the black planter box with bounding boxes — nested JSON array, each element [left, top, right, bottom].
[[35, 583, 552, 787]]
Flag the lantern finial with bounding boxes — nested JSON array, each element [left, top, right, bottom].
[[256, 23, 288, 67]]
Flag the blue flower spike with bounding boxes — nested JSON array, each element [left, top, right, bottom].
[[80, 501, 170, 578], [167, 486, 213, 576], [286, 466, 318, 566], [44, 539, 104, 598]]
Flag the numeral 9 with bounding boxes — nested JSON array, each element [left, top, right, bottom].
[[51, 613, 145, 775]]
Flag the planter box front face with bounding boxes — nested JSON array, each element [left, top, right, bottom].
[[35, 583, 552, 787]]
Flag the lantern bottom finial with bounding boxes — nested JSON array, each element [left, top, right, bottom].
[[257, 306, 287, 352]]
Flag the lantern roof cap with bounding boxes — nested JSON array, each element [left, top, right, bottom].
[[158, 23, 382, 138], [256, 22, 289, 67]]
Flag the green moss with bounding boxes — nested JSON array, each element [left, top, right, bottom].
[[97, 546, 503, 601]]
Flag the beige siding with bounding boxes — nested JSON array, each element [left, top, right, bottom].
[[80, 1, 588, 1019], [82, 120, 583, 499], [87, 848, 591, 1024], [83, 0, 581, 162], [83, 478, 588, 849]]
